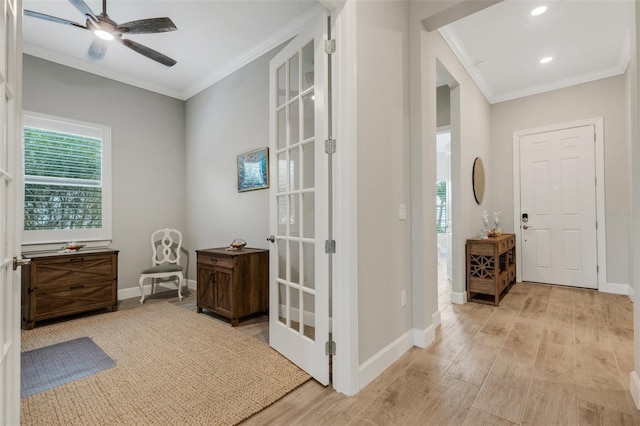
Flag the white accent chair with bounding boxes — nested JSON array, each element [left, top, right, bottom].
[[139, 228, 184, 304]]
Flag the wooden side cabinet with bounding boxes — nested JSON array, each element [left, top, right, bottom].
[[466, 234, 516, 306], [21, 249, 119, 329], [196, 248, 268, 326]]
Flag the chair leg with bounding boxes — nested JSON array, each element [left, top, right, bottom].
[[139, 276, 146, 304], [177, 273, 184, 301], [151, 278, 156, 295]]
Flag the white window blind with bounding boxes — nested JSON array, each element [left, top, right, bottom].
[[22, 112, 112, 246]]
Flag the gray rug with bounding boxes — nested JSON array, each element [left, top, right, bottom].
[[21, 337, 116, 398]]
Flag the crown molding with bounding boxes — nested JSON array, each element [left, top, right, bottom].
[[182, 4, 326, 100], [23, 43, 184, 100]]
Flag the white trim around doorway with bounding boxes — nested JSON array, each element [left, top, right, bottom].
[[512, 117, 607, 290]]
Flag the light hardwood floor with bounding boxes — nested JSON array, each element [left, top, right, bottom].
[[120, 283, 638, 425]]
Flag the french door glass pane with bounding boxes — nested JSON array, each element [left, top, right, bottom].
[[302, 193, 314, 238], [277, 64, 286, 107], [277, 239, 286, 280], [290, 147, 299, 191], [278, 282, 286, 325], [289, 286, 300, 332], [302, 92, 314, 140], [302, 242, 315, 289], [302, 291, 315, 340], [290, 239, 300, 283], [289, 53, 299, 100], [302, 142, 315, 189], [301, 41, 314, 92], [277, 152, 287, 192], [289, 194, 299, 237], [289, 100, 300, 145], [277, 196, 287, 235], [277, 108, 286, 149]]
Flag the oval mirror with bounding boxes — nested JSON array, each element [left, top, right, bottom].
[[472, 157, 485, 205]]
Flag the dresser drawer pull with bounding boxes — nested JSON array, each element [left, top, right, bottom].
[[70, 258, 85, 263], [69, 285, 85, 290]]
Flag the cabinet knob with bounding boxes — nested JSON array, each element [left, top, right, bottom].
[[267, 235, 275, 243]]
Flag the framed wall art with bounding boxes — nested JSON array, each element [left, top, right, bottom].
[[237, 147, 269, 192]]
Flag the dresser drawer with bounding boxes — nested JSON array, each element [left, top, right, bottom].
[[31, 254, 117, 288], [33, 281, 116, 321], [197, 255, 233, 269]]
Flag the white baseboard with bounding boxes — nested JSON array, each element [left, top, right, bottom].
[[630, 371, 640, 409], [432, 310, 441, 327], [359, 329, 414, 390], [117, 279, 196, 301], [599, 282, 631, 297], [629, 285, 635, 303], [451, 291, 467, 305], [413, 323, 436, 348]]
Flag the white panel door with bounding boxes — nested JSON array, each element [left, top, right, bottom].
[[268, 14, 329, 385], [520, 125, 597, 288], [0, 0, 22, 423]]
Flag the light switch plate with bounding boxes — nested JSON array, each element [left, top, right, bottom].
[[399, 204, 407, 220]]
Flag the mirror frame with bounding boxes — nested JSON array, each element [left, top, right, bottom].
[[472, 157, 485, 205]]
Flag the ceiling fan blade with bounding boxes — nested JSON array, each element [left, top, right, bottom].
[[116, 17, 177, 34], [88, 39, 108, 61], [24, 10, 88, 29], [68, 0, 96, 19], [119, 38, 177, 67]]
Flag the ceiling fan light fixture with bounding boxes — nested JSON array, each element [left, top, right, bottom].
[[539, 56, 553, 64], [531, 6, 548, 16], [95, 29, 114, 41]]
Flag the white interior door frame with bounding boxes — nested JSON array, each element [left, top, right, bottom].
[[512, 117, 606, 289]]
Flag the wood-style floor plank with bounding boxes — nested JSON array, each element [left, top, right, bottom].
[[109, 283, 637, 426]]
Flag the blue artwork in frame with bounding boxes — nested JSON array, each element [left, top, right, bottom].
[[237, 147, 269, 192]]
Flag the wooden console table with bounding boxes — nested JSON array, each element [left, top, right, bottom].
[[196, 247, 268, 326], [466, 234, 516, 306], [21, 248, 119, 329]]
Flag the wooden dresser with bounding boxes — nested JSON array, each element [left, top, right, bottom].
[[196, 247, 268, 326], [21, 248, 119, 329], [466, 234, 516, 306]]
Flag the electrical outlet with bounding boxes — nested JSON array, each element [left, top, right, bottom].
[[399, 204, 407, 220], [401, 290, 407, 307]]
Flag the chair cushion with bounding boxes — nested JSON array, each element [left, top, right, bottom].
[[141, 264, 183, 274]]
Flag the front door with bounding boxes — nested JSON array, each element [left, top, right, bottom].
[[0, 0, 22, 422], [519, 125, 597, 288], [268, 14, 329, 385]]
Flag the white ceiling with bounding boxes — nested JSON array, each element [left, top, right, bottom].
[[440, 0, 630, 104], [22, 1, 632, 104], [22, 0, 323, 100]]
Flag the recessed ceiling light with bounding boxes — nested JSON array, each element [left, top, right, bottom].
[[539, 56, 553, 64], [531, 6, 548, 16]]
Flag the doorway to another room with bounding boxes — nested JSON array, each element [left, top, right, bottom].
[[436, 128, 452, 310]]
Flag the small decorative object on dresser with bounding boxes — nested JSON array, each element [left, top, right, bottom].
[[21, 248, 119, 329], [466, 234, 516, 306], [196, 247, 268, 326]]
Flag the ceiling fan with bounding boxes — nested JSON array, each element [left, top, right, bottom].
[[24, 0, 178, 67]]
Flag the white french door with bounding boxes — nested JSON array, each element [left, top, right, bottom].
[[519, 125, 597, 288], [0, 0, 22, 423], [268, 14, 329, 385]]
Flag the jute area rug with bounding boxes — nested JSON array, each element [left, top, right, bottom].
[[21, 302, 310, 425]]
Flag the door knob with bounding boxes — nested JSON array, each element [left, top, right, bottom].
[[522, 225, 529, 230], [267, 235, 275, 243]]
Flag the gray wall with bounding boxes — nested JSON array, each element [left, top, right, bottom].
[[356, 0, 413, 363], [22, 54, 186, 291], [490, 75, 630, 285], [437, 85, 451, 128], [184, 45, 280, 276]]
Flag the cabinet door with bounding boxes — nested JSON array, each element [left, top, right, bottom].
[[197, 265, 216, 310], [213, 267, 233, 316]]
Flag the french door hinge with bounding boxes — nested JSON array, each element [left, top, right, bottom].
[[325, 239, 336, 254], [324, 39, 336, 55], [325, 339, 336, 356], [325, 138, 336, 154]]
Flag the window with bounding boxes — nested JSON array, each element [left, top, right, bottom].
[[22, 112, 111, 246]]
